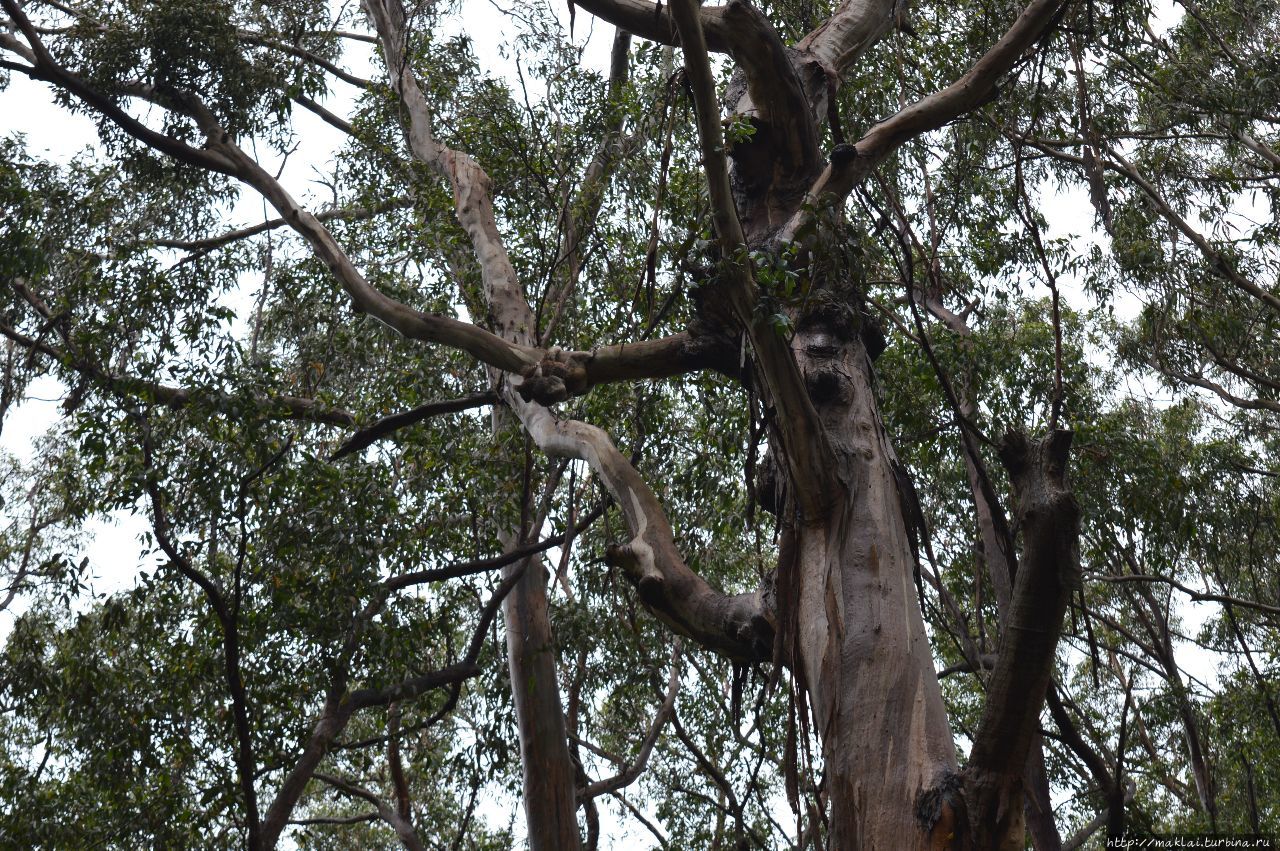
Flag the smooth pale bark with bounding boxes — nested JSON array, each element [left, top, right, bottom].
[[361, 5, 588, 847], [358, 1, 1081, 847], [786, 329, 960, 849]]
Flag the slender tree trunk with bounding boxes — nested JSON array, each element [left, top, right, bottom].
[[503, 550, 581, 850]]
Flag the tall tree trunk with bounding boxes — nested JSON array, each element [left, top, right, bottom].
[[783, 330, 961, 849], [503, 550, 582, 850]]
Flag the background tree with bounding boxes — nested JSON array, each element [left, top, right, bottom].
[[1, 0, 1278, 848]]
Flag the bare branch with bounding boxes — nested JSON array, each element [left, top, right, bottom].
[[314, 772, 427, 851], [1089, 572, 1280, 619], [580, 643, 682, 799], [291, 93, 357, 136], [330, 390, 498, 460], [289, 812, 378, 826], [782, 0, 1068, 242], [381, 501, 606, 592], [569, 0, 735, 51], [148, 199, 412, 252], [238, 30, 373, 89]]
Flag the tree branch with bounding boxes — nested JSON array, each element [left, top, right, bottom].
[[330, 390, 498, 460], [0, 0, 238, 174], [1089, 572, 1280, 620], [782, 0, 1068, 243], [0, 314, 357, 428], [1008, 132, 1280, 315], [138, 420, 263, 848], [965, 430, 1079, 841], [381, 501, 605, 593], [367, 0, 773, 661], [148, 200, 411, 252], [671, 0, 836, 517], [569, 0, 735, 51], [258, 566, 522, 848], [314, 772, 427, 851], [720, 0, 821, 191], [579, 642, 681, 799]]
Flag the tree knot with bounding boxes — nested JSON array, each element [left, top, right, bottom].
[[517, 348, 588, 405]]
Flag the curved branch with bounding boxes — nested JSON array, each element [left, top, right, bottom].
[[782, 0, 1068, 242], [367, 0, 773, 661], [237, 30, 373, 89], [965, 430, 1080, 842], [313, 773, 427, 851], [0, 0, 237, 174], [3, 3, 543, 377], [579, 643, 681, 800], [1088, 572, 1280, 619], [570, 0, 734, 51], [291, 93, 357, 136], [147, 199, 412, 252], [0, 314, 357, 427], [330, 390, 498, 460], [258, 567, 523, 848]]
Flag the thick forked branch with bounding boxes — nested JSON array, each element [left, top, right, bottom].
[[720, 1, 821, 182], [576, 0, 897, 81], [670, 0, 836, 517], [366, 0, 771, 661], [965, 430, 1080, 848], [782, 0, 1068, 242], [4, 5, 722, 400]]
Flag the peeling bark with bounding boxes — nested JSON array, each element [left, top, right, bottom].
[[785, 329, 960, 849]]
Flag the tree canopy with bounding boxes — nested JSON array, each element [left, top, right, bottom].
[[1, 0, 1278, 848]]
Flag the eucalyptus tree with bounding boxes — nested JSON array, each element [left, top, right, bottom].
[[2, 0, 1279, 849]]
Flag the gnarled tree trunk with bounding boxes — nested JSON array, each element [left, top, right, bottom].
[[785, 330, 960, 848]]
